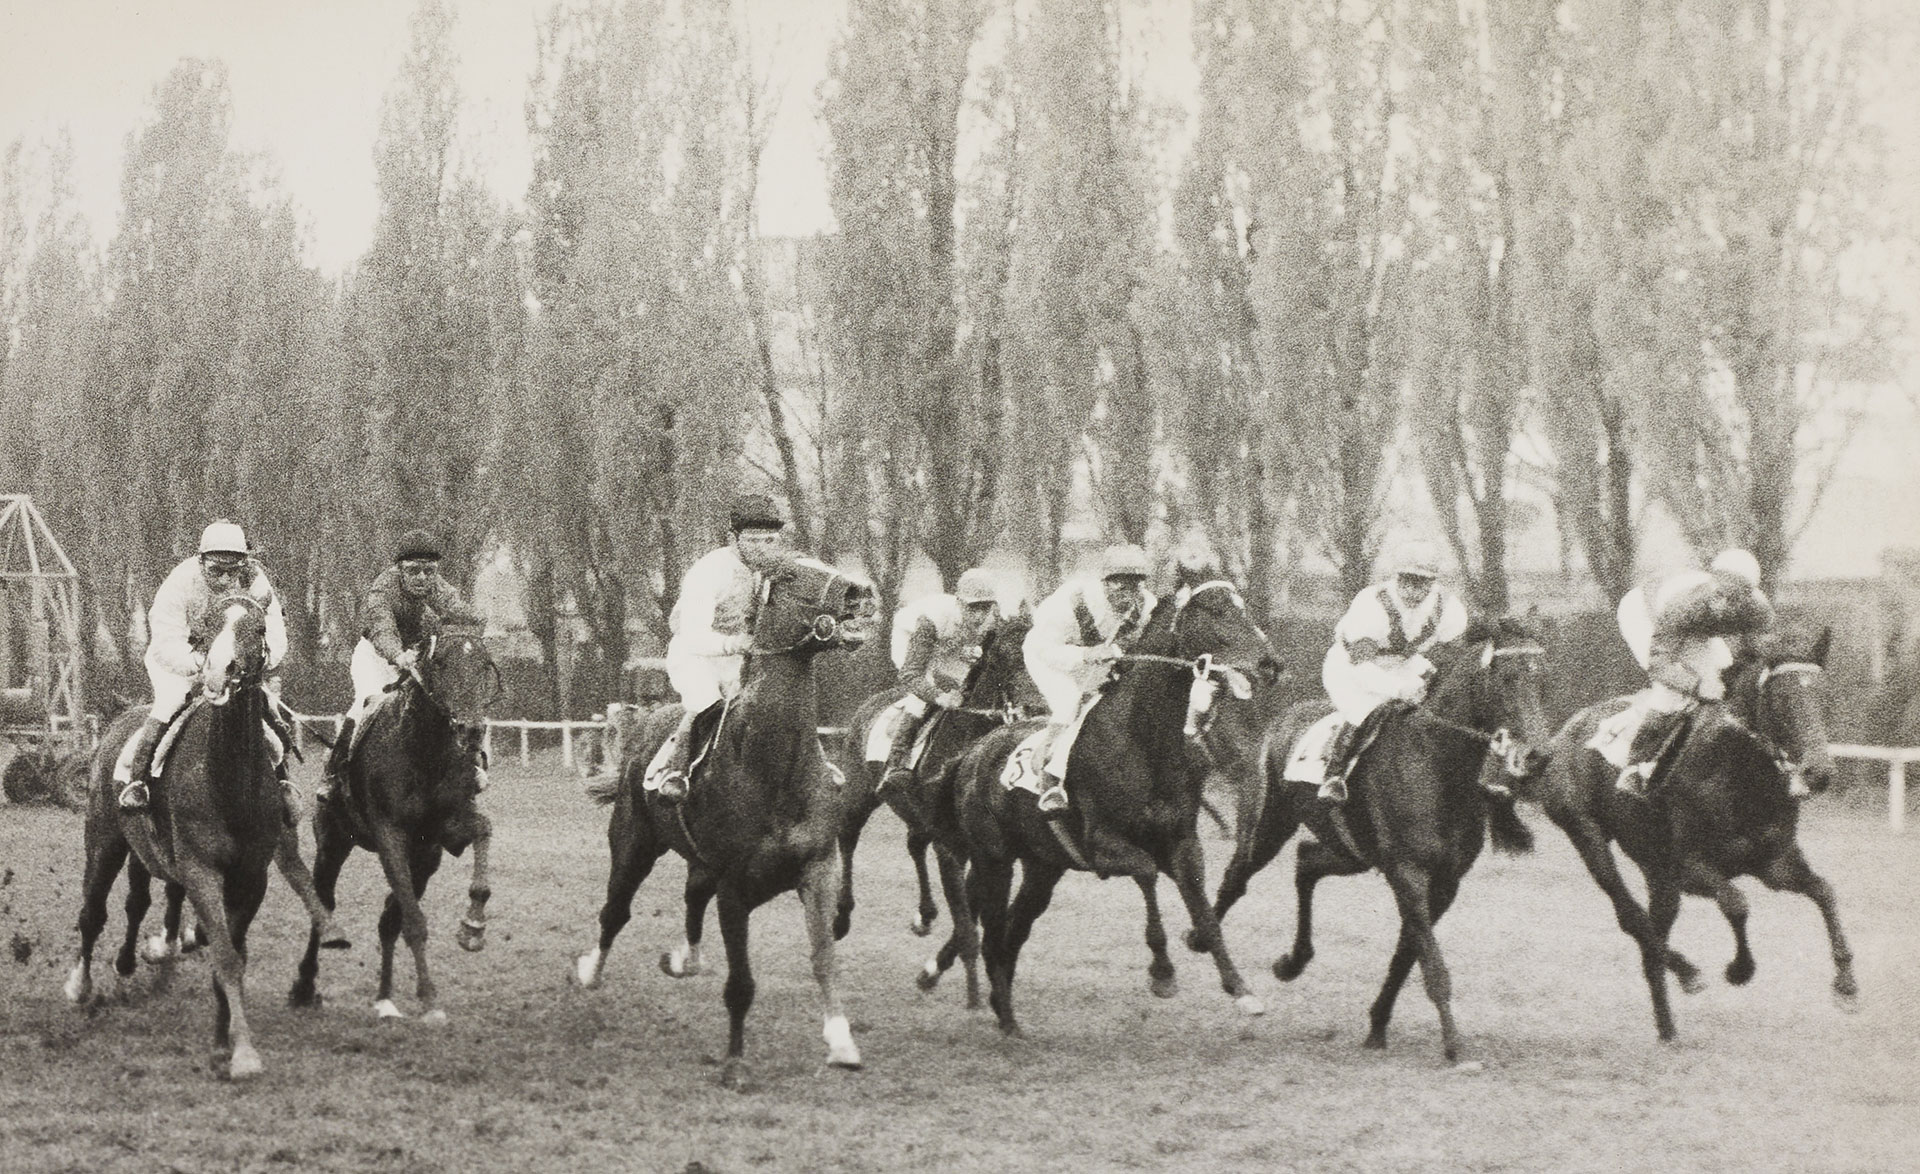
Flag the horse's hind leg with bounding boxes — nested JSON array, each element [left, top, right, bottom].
[[800, 852, 863, 1072], [1682, 862, 1753, 985], [1759, 844, 1858, 1005], [369, 831, 443, 1021], [972, 857, 1019, 1036], [113, 856, 154, 980], [179, 861, 261, 1080], [1378, 863, 1464, 1062], [716, 887, 758, 1091], [574, 792, 664, 988], [68, 824, 130, 1004], [454, 809, 492, 953], [985, 860, 1063, 1038], [1167, 833, 1263, 1014], [1275, 838, 1367, 982], [276, 823, 347, 949], [1198, 782, 1297, 950], [916, 843, 980, 1009], [905, 830, 941, 938], [661, 866, 715, 978], [290, 815, 351, 1008], [1365, 869, 1461, 1052], [1136, 874, 1177, 998]]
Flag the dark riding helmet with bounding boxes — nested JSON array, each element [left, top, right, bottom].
[[394, 529, 444, 563], [728, 493, 786, 534]]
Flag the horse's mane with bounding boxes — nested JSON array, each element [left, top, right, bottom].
[[962, 610, 1034, 695]]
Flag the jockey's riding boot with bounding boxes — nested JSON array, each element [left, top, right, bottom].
[[879, 714, 925, 793], [1317, 722, 1358, 803], [314, 717, 355, 803], [471, 751, 490, 794], [114, 717, 169, 812], [653, 712, 697, 802], [1614, 763, 1652, 798], [276, 762, 303, 828], [1036, 772, 1070, 815]]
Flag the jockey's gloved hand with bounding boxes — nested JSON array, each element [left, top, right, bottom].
[[935, 690, 964, 710], [1090, 642, 1123, 664], [394, 648, 421, 672], [721, 633, 754, 656]]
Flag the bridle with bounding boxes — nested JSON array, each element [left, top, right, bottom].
[[1729, 658, 1827, 799], [1408, 639, 1548, 780], [201, 593, 269, 705], [1116, 580, 1273, 737], [402, 630, 503, 730], [747, 569, 873, 656]]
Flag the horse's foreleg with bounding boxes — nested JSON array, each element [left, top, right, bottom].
[[575, 793, 663, 988], [716, 887, 757, 1091], [368, 831, 440, 1021], [113, 856, 154, 979], [1135, 874, 1177, 998], [276, 824, 348, 950], [918, 843, 980, 1009], [1168, 834, 1263, 1015], [290, 819, 350, 1009], [1366, 870, 1462, 1051], [1759, 845, 1858, 1006], [454, 812, 492, 953], [1378, 864, 1461, 1062], [800, 854, 863, 1071], [179, 861, 261, 1080], [1198, 782, 1297, 950], [990, 860, 1064, 1038], [1560, 817, 1702, 1001], [906, 830, 940, 939], [1275, 838, 1365, 982], [661, 867, 715, 978], [1644, 875, 1684, 1042], [1682, 861, 1752, 985]]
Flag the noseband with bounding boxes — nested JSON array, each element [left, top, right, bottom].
[[1121, 580, 1266, 704], [1736, 659, 1826, 798], [1411, 640, 1547, 780]]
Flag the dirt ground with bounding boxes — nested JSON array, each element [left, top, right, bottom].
[[2, 755, 1916, 1174]]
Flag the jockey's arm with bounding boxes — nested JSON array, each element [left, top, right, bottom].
[[897, 618, 945, 705], [259, 578, 289, 671], [362, 574, 409, 662], [1026, 588, 1107, 675], [670, 553, 751, 658], [1429, 591, 1470, 647], [429, 575, 485, 627], [146, 564, 204, 677]]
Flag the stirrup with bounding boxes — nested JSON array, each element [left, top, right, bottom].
[[1615, 765, 1650, 798], [655, 771, 689, 802], [280, 780, 304, 826], [1317, 776, 1348, 803], [879, 764, 913, 793], [1036, 782, 1069, 814], [118, 780, 150, 812]]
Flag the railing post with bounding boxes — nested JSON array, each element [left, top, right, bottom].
[[482, 722, 493, 764], [561, 720, 575, 771], [1892, 755, 1907, 835], [520, 725, 530, 768]]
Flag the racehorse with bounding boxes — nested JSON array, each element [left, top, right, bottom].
[[950, 575, 1281, 1038], [573, 557, 878, 1090], [68, 594, 294, 1079], [1212, 616, 1551, 1062], [289, 618, 499, 1021], [1529, 624, 1855, 1041], [834, 607, 1044, 1007]]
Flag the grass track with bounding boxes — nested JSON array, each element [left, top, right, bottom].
[[2, 756, 1916, 1173]]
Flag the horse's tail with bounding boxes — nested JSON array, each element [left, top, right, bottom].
[[1485, 787, 1534, 855], [585, 773, 623, 806]]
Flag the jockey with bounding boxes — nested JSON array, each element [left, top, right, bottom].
[[315, 529, 484, 802], [115, 521, 291, 814], [1318, 540, 1469, 801], [1022, 543, 1156, 814], [878, 568, 1002, 790], [648, 492, 792, 802], [1604, 548, 1773, 794]]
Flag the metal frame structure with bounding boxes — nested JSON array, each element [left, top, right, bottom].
[[0, 494, 85, 744]]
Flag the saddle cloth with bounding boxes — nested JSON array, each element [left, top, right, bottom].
[[643, 699, 728, 792], [150, 699, 288, 782], [1282, 713, 1343, 785], [1000, 695, 1099, 796], [865, 696, 936, 767], [1586, 687, 1692, 769]]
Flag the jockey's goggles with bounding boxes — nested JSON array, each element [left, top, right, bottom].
[[399, 558, 439, 575], [201, 554, 249, 577]]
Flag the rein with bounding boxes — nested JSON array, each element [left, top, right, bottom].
[[1728, 659, 1826, 798], [1405, 641, 1547, 780]]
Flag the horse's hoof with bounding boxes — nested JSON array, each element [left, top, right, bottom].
[[456, 919, 486, 953], [141, 935, 175, 965], [288, 984, 322, 1010], [1273, 954, 1307, 982], [1234, 994, 1266, 1017], [908, 915, 933, 938], [421, 1008, 449, 1026], [1183, 928, 1209, 954], [1833, 983, 1860, 1011], [228, 1046, 264, 1081], [1150, 975, 1179, 999], [1677, 971, 1707, 996], [658, 947, 704, 978], [1725, 958, 1755, 986], [63, 966, 90, 1004], [996, 1020, 1024, 1039], [824, 1016, 862, 1069], [1362, 1032, 1387, 1051], [1453, 1058, 1482, 1074], [720, 1061, 754, 1093], [374, 999, 407, 1021], [573, 950, 605, 989], [915, 959, 941, 992]]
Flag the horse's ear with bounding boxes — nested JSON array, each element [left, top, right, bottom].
[[1813, 626, 1832, 668]]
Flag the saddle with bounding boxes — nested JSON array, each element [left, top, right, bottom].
[[148, 698, 292, 783]]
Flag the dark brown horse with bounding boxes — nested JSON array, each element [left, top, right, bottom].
[[574, 558, 877, 1090], [950, 577, 1281, 1038], [68, 594, 291, 1079], [1213, 617, 1551, 1062], [832, 608, 1043, 1006], [289, 619, 499, 1021], [1529, 625, 1855, 1041]]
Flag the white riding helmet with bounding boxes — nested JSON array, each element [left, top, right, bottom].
[[1392, 540, 1443, 580], [1099, 543, 1151, 581], [1710, 548, 1762, 587], [955, 568, 997, 605], [198, 521, 250, 558]]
